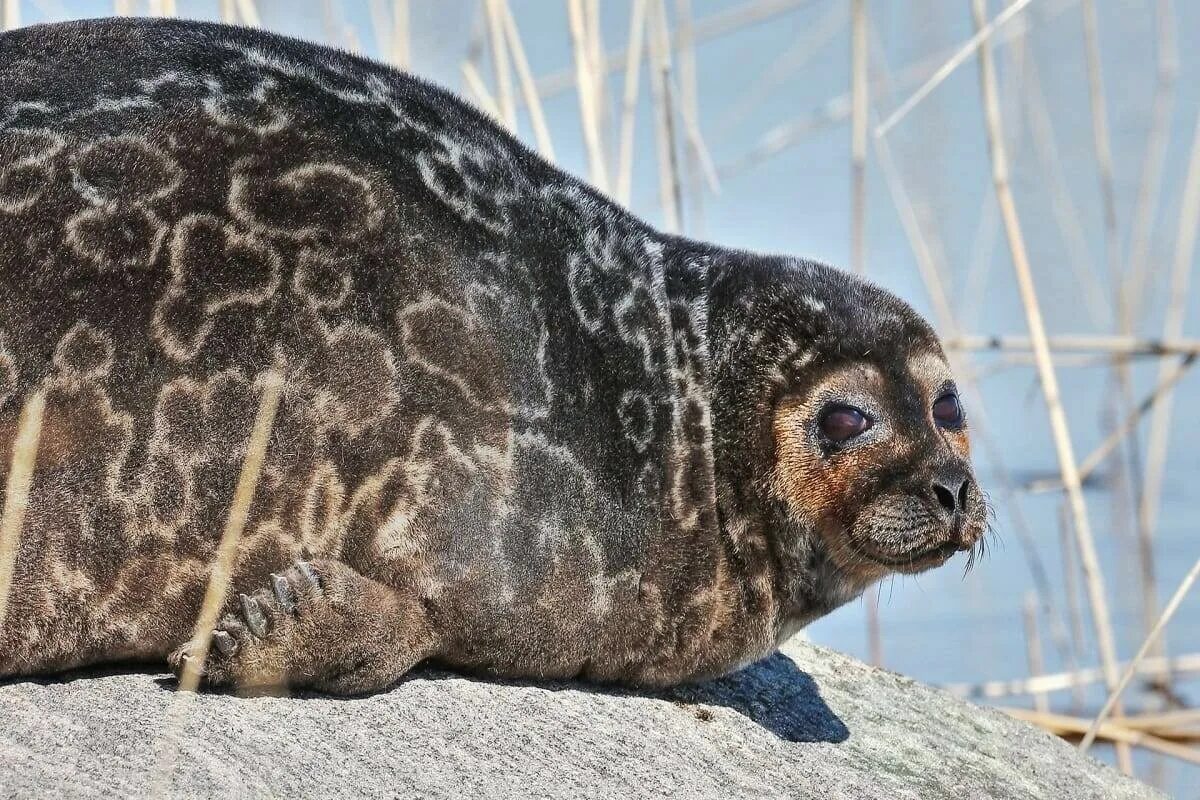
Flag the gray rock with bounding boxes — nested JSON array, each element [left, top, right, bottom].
[[0, 639, 1157, 799]]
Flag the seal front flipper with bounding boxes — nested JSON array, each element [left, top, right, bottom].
[[168, 560, 439, 696]]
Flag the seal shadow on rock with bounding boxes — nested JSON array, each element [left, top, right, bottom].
[[141, 651, 851, 745]]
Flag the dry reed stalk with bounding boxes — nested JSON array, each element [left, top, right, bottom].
[[1026, 354, 1198, 493], [176, 370, 284, 693], [151, 374, 283, 796], [1023, 591, 1049, 713], [391, 0, 410, 67], [719, 36, 990, 180], [682, 0, 814, 42], [649, 0, 680, 231], [0, 392, 45, 632], [1079, 3, 1147, 667], [874, 0, 1033, 138], [1078, 0, 1119, 296], [713, 0, 845, 141], [534, 0, 815, 100], [968, 0, 1130, 772], [665, 73, 719, 193], [718, 96, 850, 177], [220, 0, 237, 23], [946, 334, 1200, 357], [860, 24, 954, 331], [234, 0, 261, 27], [1058, 507, 1087, 712], [567, 0, 611, 193], [865, 588, 882, 667], [1122, 709, 1200, 732], [1020, 47, 1110, 328], [867, 26, 1082, 683], [368, 0, 392, 56], [660, 68, 684, 231], [462, 61, 503, 119], [972, 427, 1080, 673], [1, 0, 15, 28], [1081, 554, 1200, 752], [615, 0, 648, 206], [850, 0, 866, 275], [585, 0, 612, 169], [499, 0, 557, 162], [1135, 110, 1200, 680], [1005, 709, 1200, 767], [942, 652, 1200, 700], [1124, 0, 1178, 326], [974, 353, 1123, 378], [674, 0, 704, 234], [484, 0, 516, 130], [872, 131, 955, 330], [147, 0, 175, 16]]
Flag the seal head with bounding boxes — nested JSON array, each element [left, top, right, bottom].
[[708, 251, 988, 616]]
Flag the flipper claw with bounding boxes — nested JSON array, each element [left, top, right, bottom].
[[271, 573, 297, 613], [240, 593, 269, 637], [212, 629, 238, 657]]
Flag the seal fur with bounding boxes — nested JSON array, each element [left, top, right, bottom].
[[0, 18, 986, 693]]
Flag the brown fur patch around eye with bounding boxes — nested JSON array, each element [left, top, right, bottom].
[[772, 400, 891, 586], [769, 367, 912, 585], [906, 349, 971, 458]]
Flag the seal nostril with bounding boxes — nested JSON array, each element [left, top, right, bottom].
[[958, 480, 970, 512], [933, 484, 956, 514]]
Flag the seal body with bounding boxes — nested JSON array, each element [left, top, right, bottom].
[[0, 19, 983, 693]]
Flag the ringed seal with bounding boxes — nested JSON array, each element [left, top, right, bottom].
[[0, 18, 987, 694]]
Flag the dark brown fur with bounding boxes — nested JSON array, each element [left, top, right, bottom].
[[0, 19, 985, 695]]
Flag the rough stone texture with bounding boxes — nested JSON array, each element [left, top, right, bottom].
[[0, 638, 1156, 799]]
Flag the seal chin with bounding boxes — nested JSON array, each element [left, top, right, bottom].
[[837, 513, 986, 579], [851, 538, 963, 573]]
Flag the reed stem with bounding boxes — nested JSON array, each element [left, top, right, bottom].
[[649, 0, 681, 231], [567, 0, 611, 192], [969, 0, 1130, 772], [500, 0, 557, 162], [176, 370, 284, 693], [1081, 555, 1200, 752], [875, 0, 1033, 137], [0, 392, 45, 633], [616, 0, 649, 206], [850, 0, 867, 275], [485, 0, 515, 130], [1023, 591, 1050, 713]]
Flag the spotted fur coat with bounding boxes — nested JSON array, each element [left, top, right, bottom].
[[0, 18, 941, 687]]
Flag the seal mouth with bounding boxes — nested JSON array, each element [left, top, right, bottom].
[[850, 539, 963, 569]]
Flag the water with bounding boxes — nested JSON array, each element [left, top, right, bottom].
[[16, 0, 1200, 794]]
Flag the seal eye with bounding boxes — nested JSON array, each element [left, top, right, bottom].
[[819, 406, 871, 443], [932, 393, 963, 427]]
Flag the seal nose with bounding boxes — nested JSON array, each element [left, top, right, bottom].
[[930, 470, 971, 517], [930, 472, 974, 551]]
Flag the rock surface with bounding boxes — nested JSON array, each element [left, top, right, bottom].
[[0, 638, 1157, 799]]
